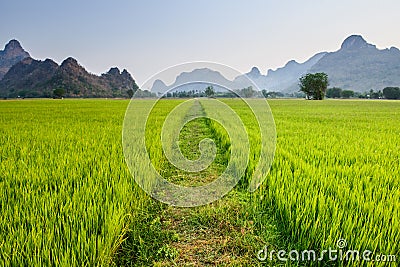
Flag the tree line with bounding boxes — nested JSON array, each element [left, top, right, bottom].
[[160, 80, 400, 100], [299, 73, 400, 100], [161, 86, 261, 98]]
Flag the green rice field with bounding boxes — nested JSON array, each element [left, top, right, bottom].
[[0, 99, 399, 266]]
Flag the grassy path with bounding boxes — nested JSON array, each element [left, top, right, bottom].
[[116, 99, 282, 266], [162, 99, 227, 187], [152, 100, 275, 266]]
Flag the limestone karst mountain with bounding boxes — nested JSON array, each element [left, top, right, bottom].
[[0, 40, 138, 98]]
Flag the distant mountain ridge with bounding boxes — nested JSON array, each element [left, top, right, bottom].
[[0, 56, 138, 98], [233, 52, 327, 91], [151, 68, 236, 94], [308, 35, 400, 91], [150, 35, 400, 93], [2, 35, 400, 97], [0, 40, 138, 98], [247, 35, 400, 92]]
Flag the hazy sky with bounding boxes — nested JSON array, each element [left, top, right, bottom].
[[1, 0, 400, 84]]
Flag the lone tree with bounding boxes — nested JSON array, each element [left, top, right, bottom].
[[53, 88, 65, 98], [127, 89, 135, 98], [299, 73, 329, 100], [383, 87, 400, 99], [204, 85, 215, 97]]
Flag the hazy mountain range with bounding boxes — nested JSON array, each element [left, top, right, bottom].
[[1, 35, 400, 98], [308, 35, 400, 92], [151, 68, 235, 94], [0, 40, 138, 98], [150, 35, 400, 93]]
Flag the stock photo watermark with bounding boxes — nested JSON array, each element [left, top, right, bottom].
[[257, 239, 397, 263]]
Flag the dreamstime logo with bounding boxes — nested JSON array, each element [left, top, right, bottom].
[[122, 62, 276, 207], [257, 239, 397, 263]]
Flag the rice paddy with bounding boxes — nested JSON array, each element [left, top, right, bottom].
[[0, 99, 398, 266]]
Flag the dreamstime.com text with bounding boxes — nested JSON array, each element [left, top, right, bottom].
[[257, 239, 397, 263]]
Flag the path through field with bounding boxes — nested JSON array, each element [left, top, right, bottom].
[[116, 99, 281, 266]]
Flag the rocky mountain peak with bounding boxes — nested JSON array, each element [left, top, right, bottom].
[[1, 39, 30, 59], [340, 35, 373, 50], [4, 39, 24, 51], [151, 79, 168, 93], [285, 60, 299, 66], [61, 57, 79, 67], [121, 69, 132, 79], [43, 58, 58, 66], [107, 67, 120, 75], [0, 39, 31, 80], [249, 66, 261, 76], [59, 57, 86, 75]]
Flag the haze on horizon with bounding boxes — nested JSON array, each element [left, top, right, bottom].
[[1, 0, 400, 85]]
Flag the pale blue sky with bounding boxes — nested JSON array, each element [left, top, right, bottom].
[[1, 0, 399, 84]]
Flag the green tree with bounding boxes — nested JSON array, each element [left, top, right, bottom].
[[204, 85, 215, 97], [18, 91, 28, 98], [241, 86, 256, 98], [326, 87, 342, 98], [127, 89, 134, 98], [134, 89, 156, 98], [369, 89, 383, 99], [262, 89, 268, 98], [299, 73, 329, 100], [341, 90, 355, 98], [383, 87, 400, 99], [53, 88, 65, 98], [262, 90, 284, 98]]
